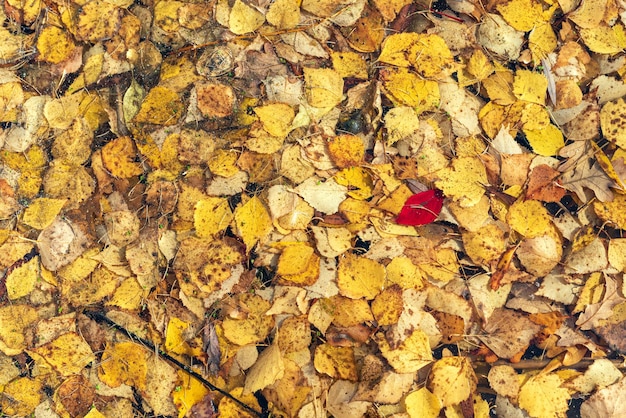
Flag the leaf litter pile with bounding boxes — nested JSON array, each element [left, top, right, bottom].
[[3, 0, 626, 416]]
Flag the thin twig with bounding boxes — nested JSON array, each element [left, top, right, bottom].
[[84, 309, 267, 418]]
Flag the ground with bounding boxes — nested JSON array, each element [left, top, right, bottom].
[[1, 0, 626, 417]]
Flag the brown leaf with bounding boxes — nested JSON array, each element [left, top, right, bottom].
[[560, 157, 614, 202], [479, 308, 542, 359], [525, 164, 566, 202], [580, 377, 626, 418]]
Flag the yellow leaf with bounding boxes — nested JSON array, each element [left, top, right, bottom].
[[573, 272, 604, 314], [524, 124, 565, 156], [254, 103, 295, 137], [266, 0, 300, 29], [339, 197, 370, 225], [172, 370, 210, 418], [222, 293, 274, 345], [194, 197, 233, 238], [520, 102, 550, 131], [386, 256, 424, 289], [0, 305, 39, 355], [276, 244, 315, 276], [466, 49, 494, 82], [408, 34, 455, 79], [377, 183, 413, 215], [518, 373, 570, 418], [44, 93, 82, 130], [52, 117, 93, 164], [594, 193, 626, 230], [32, 332, 95, 376], [483, 67, 516, 106], [334, 167, 373, 200], [376, 329, 433, 373], [99, 341, 149, 390], [381, 67, 440, 113], [314, 344, 357, 380], [5, 0, 42, 25], [580, 25, 626, 54], [160, 56, 203, 92], [234, 196, 273, 251], [337, 252, 385, 300], [529, 22, 557, 62], [513, 70, 547, 105], [5, 256, 38, 300], [568, 0, 607, 28], [507, 200, 554, 238], [219, 387, 261, 418], [331, 51, 368, 79], [246, 122, 285, 154], [0, 80, 23, 122], [165, 317, 204, 357], [418, 247, 459, 283], [79, 92, 109, 130], [304, 67, 344, 108], [600, 98, 626, 150], [36, 25, 77, 64], [185, 238, 244, 295], [154, 1, 183, 33], [328, 134, 365, 168], [378, 33, 417, 67], [592, 141, 626, 191], [84, 408, 107, 418], [435, 156, 487, 207], [462, 224, 507, 266], [608, 238, 626, 272], [133, 86, 184, 125], [323, 295, 374, 327], [229, 0, 265, 34], [276, 316, 311, 354], [0, 377, 42, 416], [497, 0, 545, 31], [58, 247, 100, 283], [106, 277, 145, 310], [158, 132, 185, 176], [371, 285, 403, 326], [384, 106, 420, 146], [73, 1, 121, 43], [22, 197, 66, 230], [428, 357, 477, 407], [405, 387, 441, 418], [244, 344, 285, 393]]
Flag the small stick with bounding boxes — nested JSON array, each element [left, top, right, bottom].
[[84, 309, 267, 418]]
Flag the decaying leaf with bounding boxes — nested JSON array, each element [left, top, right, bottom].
[[1, 0, 625, 415]]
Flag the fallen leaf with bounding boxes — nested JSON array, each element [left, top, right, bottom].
[[337, 252, 385, 300], [396, 189, 444, 226], [480, 308, 542, 359], [435, 156, 487, 207], [375, 329, 433, 374], [32, 332, 95, 377], [98, 341, 148, 391], [428, 356, 477, 407], [404, 387, 441, 418], [222, 293, 274, 345], [314, 344, 358, 380], [234, 196, 273, 251], [228, 0, 265, 34], [580, 376, 626, 418], [518, 372, 570, 418], [244, 344, 285, 393], [0, 377, 42, 416]]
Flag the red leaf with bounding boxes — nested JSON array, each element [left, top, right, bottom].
[[396, 189, 444, 226]]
